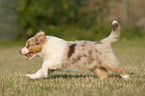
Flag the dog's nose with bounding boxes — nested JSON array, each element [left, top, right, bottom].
[[19, 50, 22, 54]]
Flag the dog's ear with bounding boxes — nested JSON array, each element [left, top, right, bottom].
[[35, 30, 45, 44]]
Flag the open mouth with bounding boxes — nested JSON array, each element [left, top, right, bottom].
[[25, 52, 34, 60]]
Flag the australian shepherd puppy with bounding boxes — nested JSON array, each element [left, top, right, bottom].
[[19, 20, 129, 79]]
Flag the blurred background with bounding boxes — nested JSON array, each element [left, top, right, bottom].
[[0, 1, 145, 95], [0, 0, 145, 41]]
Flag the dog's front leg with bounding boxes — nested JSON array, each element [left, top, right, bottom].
[[26, 60, 57, 79], [41, 60, 57, 78], [26, 68, 44, 79]]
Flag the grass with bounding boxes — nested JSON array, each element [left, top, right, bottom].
[[0, 38, 145, 96]]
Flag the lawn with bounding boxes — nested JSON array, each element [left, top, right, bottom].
[[0, 38, 145, 96]]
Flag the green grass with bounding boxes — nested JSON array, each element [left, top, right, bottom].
[[0, 38, 145, 96]]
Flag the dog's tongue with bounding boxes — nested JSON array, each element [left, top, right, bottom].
[[26, 53, 33, 60], [26, 53, 32, 57]]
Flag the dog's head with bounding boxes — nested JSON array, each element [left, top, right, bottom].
[[19, 30, 46, 60]]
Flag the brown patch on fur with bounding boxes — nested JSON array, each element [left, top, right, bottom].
[[112, 23, 119, 32], [68, 44, 76, 58], [73, 55, 82, 64], [92, 67, 109, 79], [83, 54, 87, 57], [71, 55, 82, 64], [76, 55, 82, 61], [24, 31, 47, 55], [26, 37, 35, 48], [87, 50, 94, 64], [35, 30, 46, 44], [95, 49, 98, 52], [28, 45, 42, 53], [81, 44, 85, 46], [100, 65, 127, 76], [25, 37, 43, 54]]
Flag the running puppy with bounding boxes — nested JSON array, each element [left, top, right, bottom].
[[19, 20, 130, 79]]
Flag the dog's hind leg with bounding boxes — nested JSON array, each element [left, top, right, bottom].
[[100, 64, 129, 79], [98, 49, 130, 79], [92, 67, 109, 79]]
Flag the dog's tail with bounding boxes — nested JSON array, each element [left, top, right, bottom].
[[100, 20, 120, 44]]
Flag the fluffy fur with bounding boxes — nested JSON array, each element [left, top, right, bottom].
[[20, 20, 129, 79]]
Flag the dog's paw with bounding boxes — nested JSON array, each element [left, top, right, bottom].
[[121, 75, 130, 80], [26, 74, 35, 80]]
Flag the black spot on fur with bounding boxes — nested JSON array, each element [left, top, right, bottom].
[[68, 44, 76, 58]]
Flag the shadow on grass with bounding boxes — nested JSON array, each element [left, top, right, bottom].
[[47, 74, 97, 79], [26, 73, 134, 81], [45, 72, 135, 79]]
